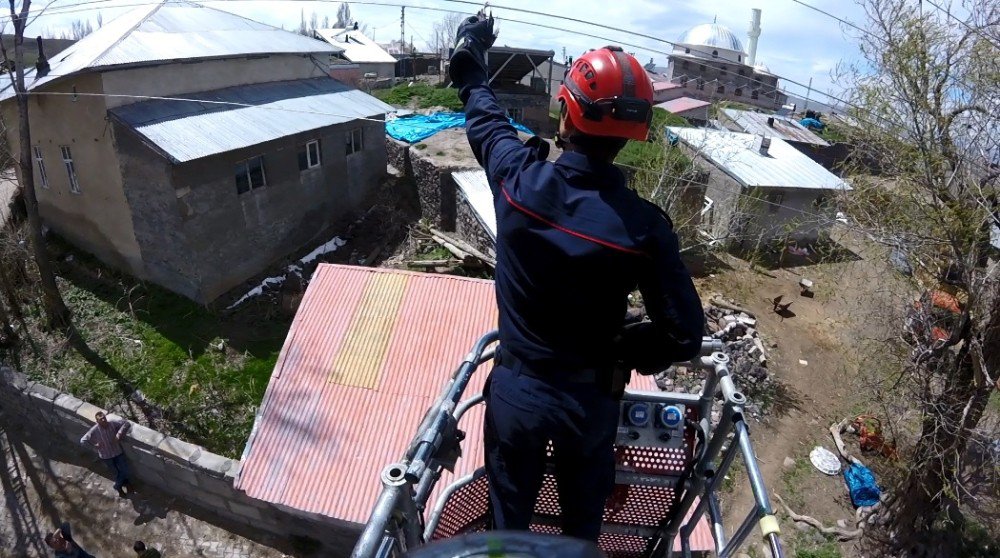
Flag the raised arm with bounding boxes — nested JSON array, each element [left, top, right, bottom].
[[449, 12, 533, 192]]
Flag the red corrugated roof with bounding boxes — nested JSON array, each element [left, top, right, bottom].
[[653, 81, 682, 91], [236, 264, 498, 522], [656, 96, 711, 115], [236, 264, 712, 552]]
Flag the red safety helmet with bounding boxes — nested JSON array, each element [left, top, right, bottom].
[[557, 46, 655, 142]]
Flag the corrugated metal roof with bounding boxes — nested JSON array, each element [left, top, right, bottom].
[[656, 97, 711, 115], [315, 28, 398, 64], [0, 1, 338, 102], [677, 23, 745, 53], [452, 170, 497, 242], [236, 264, 499, 524], [653, 81, 682, 92], [110, 77, 392, 163], [722, 109, 829, 147], [669, 126, 851, 191]]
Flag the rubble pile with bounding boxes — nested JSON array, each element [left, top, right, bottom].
[[655, 297, 774, 421]]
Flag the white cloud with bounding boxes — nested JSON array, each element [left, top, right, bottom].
[[24, 0, 864, 107]]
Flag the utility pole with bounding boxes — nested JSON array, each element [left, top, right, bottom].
[[803, 76, 812, 114], [400, 7, 405, 55]]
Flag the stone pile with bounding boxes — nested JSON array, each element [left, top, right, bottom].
[[654, 297, 774, 421]]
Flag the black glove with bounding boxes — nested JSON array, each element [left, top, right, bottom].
[[449, 12, 497, 102]]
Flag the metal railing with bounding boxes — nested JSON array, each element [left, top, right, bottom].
[[351, 330, 784, 558]]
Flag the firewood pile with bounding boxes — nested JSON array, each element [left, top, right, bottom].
[[655, 296, 774, 421]]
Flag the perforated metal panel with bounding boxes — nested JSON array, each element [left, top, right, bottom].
[[429, 403, 712, 555], [431, 475, 491, 539]]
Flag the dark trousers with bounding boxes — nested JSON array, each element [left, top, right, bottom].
[[103, 452, 130, 490], [483, 364, 619, 542]]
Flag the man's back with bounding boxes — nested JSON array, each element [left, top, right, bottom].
[[492, 151, 678, 373]]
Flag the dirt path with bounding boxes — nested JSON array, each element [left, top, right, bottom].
[[0, 423, 292, 558], [703, 230, 910, 556]]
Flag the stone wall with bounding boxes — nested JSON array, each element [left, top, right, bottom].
[[456, 191, 497, 258], [0, 367, 361, 556]]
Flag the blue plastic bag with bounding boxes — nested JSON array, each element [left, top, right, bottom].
[[844, 463, 880, 507]]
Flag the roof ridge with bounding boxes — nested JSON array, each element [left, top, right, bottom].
[[83, 0, 169, 69]]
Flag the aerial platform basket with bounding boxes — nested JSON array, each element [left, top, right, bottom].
[[351, 331, 785, 558]]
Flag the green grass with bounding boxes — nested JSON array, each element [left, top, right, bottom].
[[796, 542, 843, 558], [616, 108, 691, 171], [781, 456, 813, 508], [373, 83, 463, 111], [13, 243, 290, 458]]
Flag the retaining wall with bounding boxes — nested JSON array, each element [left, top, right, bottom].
[[0, 367, 361, 556]]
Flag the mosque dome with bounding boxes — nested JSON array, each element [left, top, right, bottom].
[[676, 24, 745, 54]]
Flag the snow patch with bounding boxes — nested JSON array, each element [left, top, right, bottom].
[[226, 236, 346, 311]]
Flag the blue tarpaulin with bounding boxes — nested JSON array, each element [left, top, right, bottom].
[[386, 112, 533, 143], [844, 463, 881, 507]]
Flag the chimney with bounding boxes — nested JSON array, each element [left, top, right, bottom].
[[753, 134, 772, 156], [34, 36, 50, 77], [767, 116, 775, 127], [747, 8, 762, 67]]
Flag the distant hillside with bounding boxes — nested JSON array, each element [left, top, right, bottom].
[[0, 35, 76, 68]]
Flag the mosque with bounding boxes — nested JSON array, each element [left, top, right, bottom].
[[656, 9, 788, 110]]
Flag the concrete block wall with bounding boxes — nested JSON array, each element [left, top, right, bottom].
[[0, 367, 361, 556]]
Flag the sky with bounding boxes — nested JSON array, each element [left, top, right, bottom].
[[9, 0, 870, 107]]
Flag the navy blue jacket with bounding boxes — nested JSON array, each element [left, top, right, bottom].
[[463, 85, 704, 375]]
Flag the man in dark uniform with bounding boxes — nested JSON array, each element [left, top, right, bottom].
[[450, 14, 705, 542]]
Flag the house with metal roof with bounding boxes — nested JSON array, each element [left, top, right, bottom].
[[485, 46, 556, 135], [1, 1, 393, 303], [315, 25, 398, 79], [668, 126, 851, 246], [655, 97, 712, 125], [715, 108, 852, 171]]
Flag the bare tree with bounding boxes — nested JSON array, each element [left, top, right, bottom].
[[838, 0, 999, 551], [336, 2, 352, 28], [0, 0, 71, 329], [428, 13, 464, 57]]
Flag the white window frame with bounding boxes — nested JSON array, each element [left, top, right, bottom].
[[235, 155, 267, 194], [59, 145, 80, 194], [305, 139, 321, 169], [33, 146, 48, 189], [346, 128, 364, 156]]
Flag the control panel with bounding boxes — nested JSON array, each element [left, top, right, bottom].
[[616, 399, 688, 450]]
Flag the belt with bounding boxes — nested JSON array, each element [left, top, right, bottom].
[[494, 346, 602, 384]]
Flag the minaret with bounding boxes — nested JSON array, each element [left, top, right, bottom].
[[747, 8, 762, 66]]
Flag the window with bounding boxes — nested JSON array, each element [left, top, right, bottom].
[[681, 60, 689, 69], [346, 128, 364, 156], [59, 146, 80, 194], [680, 76, 689, 87], [696, 78, 705, 91], [699, 64, 706, 72], [766, 191, 784, 214], [735, 88, 743, 97], [720, 65, 727, 76], [684, 47, 690, 54], [298, 140, 321, 171], [738, 55, 742, 62], [235, 155, 266, 194], [712, 50, 718, 58], [716, 85, 725, 94], [506, 108, 523, 122], [751, 90, 760, 100], [738, 69, 745, 76], [33, 146, 48, 188]]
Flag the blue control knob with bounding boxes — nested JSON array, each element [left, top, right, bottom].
[[660, 405, 683, 428], [626, 402, 651, 427]]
